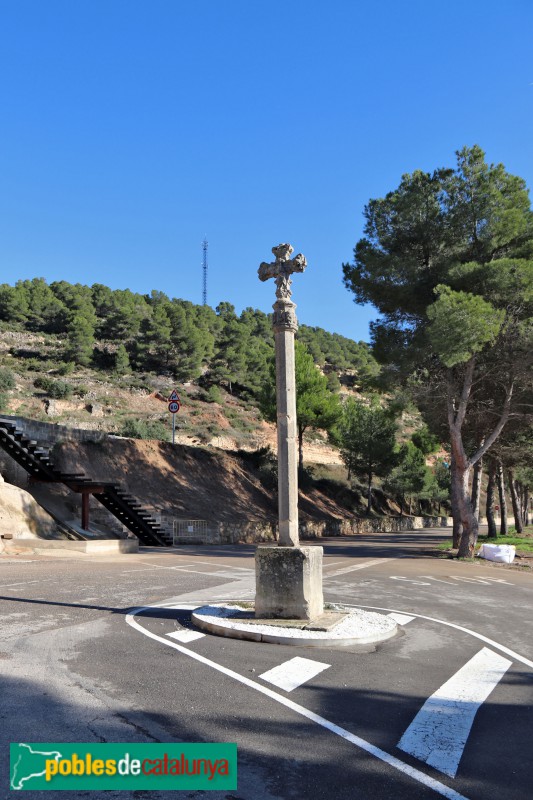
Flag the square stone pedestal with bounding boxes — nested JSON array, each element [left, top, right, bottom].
[[255, 545, 324, 620]]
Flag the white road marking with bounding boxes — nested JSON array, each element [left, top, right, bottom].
[[126, 604, 469, 800], [0, 579, 55, 589], [177, 559, 253, 572], [138, 559, 253, 573], [121, 564, 246, 579], [121, 563, 198, 573], [120, 568, 162, 574], [171, 568, 249, 578], [351, 604, 533, 670], [391, 575, 514, 587], [322, 560, 346, 570], [325, 558, 395, 577], [388, 613, 415, 625], [389, 576, 432, 585], [259, 657, 330, 692], [166, 629, 206, 643], [398, 647, 512, 777]]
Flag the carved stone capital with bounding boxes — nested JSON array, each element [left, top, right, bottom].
[[272, 300, 298, 332]]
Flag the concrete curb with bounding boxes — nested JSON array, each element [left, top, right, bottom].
[[191, 604, 398, 648], [3, 538, 138, 555]]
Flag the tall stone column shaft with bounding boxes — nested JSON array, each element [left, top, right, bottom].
[[256, 243, 323, 620], [274, 299, 299, 547]]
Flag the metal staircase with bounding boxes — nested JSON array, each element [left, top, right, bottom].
[[0, 418, 172, 546]]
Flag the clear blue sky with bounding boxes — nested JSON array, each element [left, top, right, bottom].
[[1, 1, 531, 342]]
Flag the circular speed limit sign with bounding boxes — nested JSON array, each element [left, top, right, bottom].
[[168, 401, 180, 414]]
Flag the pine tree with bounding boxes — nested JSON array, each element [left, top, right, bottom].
[[337, 397, 398, 514], [67, 311, 95, 366], [114, 344, 131, 375], [261, 342, 341, 470]]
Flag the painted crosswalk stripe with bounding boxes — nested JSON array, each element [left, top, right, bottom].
[[387, 612, 415, 625], [325, 558, 396, 577], [166, 629, 205, 643], [398, 646, 512, 777], [259, 657, 330, 692]]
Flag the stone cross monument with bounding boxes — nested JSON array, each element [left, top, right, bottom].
[[258, 243, 305, 546], [255, 244, 323, 620]]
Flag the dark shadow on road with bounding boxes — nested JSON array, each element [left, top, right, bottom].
[[2, 661, 531, 799], [0, 594, 185, 620]]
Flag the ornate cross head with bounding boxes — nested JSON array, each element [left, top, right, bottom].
[[258, 243, 307, 302], [258, 243, 307, 283], [258, 243, 307, 331]]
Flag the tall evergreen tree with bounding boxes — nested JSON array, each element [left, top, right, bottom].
[[19, 278, 67, 332], [0, 283, 30, 324], [336, 397, 398, 514], [343, 145, 533, 554], [67, 310, 95, 366], [261, 342, 341, 470], [384, 441, 428, 515], [138, 303, 173, 371], [114, 344, 131, 375], [210, 303, 248, 393]]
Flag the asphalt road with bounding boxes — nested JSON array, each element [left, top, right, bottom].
[[1, 529, 532, 800]]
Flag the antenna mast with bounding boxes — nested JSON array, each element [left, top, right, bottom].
[[202, 236, 208, 305]]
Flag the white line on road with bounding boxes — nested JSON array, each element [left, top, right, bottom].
[[259, 657, 330, 692], [398, 647, 512, 777], [171, 568, 250, 578], [166, 629, 206, 643], [137, 560, 253, 573], [351, 604, 533, 670], [121, 563, 199, 573], [177, 560, 253, 572], [0, 579, 55, 589], [387, 613, 415, 625], [324, 558, 396, 577], [126, 604, 469, 800]]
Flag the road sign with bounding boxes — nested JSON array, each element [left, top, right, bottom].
[[168, 389, 180, 402], [168, 401, 180, 414]]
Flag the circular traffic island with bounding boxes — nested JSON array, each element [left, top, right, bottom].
[[191, 602, 398, 648]]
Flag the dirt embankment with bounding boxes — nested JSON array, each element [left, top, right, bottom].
[[51, 438, 355, 524]]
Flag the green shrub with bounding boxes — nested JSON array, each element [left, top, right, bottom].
[[205, 385, 223, 403], [33, 376, 73, 399], [57, 362, 75, 376], [0, 368, 15, 391], [119, 418, 169, 441]]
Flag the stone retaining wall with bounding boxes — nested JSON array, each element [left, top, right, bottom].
[[2, 415, 107, 447], [171, 515, 453, 545]]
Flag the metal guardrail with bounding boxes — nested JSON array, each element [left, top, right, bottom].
[[172, 519, 218, 545]]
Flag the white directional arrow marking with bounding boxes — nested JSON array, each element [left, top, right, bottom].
[[398, 646, 512, 777]]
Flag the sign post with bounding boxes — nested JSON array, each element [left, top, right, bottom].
[[168, 390, 181, 444]]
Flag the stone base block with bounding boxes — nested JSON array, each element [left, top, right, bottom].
[[255, 545, 323, 620]]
